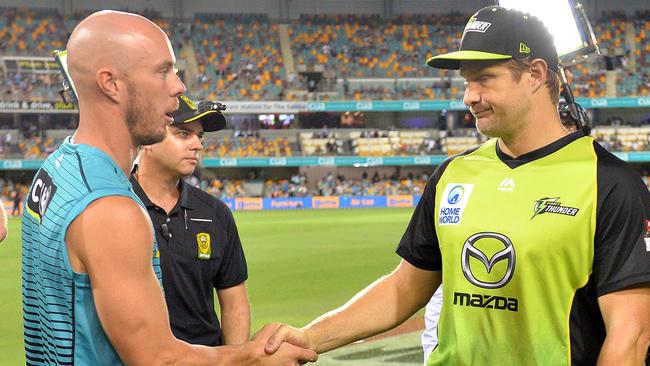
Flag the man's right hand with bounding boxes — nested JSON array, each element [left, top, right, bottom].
[[250, 323, 317, 365]]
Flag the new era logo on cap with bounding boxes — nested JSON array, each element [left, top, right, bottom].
[[519, 43, 531, 54]]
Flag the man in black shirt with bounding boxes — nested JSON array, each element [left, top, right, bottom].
[[131, 95, 250, 346]]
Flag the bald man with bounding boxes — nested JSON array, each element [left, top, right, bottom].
[[21, 10, 316, 366]]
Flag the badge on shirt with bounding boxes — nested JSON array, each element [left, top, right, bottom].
[[197, 233, 211, 260], [439, 183, 474, 226]]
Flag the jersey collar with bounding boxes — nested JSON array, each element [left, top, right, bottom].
[[496, 130, 585, 169], [128, 176, 195, 211]]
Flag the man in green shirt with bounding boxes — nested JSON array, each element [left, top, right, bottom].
[[261, 6, 650, 365]]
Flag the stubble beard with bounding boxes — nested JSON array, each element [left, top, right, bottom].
[[125, 82, 167, 147]]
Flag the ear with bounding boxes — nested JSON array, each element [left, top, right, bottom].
[[95, 68, 121, 103], [528, 59, 548, 91]]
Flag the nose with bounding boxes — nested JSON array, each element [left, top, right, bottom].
[[463, 81, 480, 108], [191, 135, 204, 151], [171, 72, 186, 97]]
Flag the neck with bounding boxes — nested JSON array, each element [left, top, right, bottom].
[[498, 101, 569, 158], [73, 105, 136, 176], [134, 160, 181, 211]]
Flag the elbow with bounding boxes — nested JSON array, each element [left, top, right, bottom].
[[638, 326, 650, 356]]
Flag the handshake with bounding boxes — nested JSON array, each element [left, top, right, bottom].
[[248, 323, 318, 365]]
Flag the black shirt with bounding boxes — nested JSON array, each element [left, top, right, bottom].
[[131, 177, 248, 346]]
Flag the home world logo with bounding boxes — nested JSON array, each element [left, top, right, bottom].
[[439, 183, 474, 225]]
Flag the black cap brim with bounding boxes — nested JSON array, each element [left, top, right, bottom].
[[426, 50, 513, 69], [173, 110, 226, 132]]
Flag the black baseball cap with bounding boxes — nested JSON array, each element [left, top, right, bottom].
[[171, 95, 226, 132], [426, 6, 559, 71]]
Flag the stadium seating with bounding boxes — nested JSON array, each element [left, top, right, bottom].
[[298, 131, 343, 155], [203, 135, 293, 157], [191, 13, 285, 101], [440, 129, 486, 155], [200, 178, 248, 199], [1, 8, 650, 101], [290, 14, 464, 79], [592, 126, 650, 151]]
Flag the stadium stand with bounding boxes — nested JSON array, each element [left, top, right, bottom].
[[203, 135, 293, 157], [592, 126, 650, 151], [0, 4, 649, 206], [1, 8, 650, 101], [290, 14, 464, 79], [191, 13, 285, 101], [0, 125, 648, 159], [200, 177, 248, 199], [298, 130, 344, 155]]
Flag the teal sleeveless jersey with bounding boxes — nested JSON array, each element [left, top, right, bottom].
[[22, 137, 162, 365], [397, 132, 650, 365]]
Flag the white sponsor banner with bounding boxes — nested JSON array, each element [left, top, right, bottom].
[[222, 101, 308, 114]]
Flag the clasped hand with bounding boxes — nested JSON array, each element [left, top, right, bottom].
[[252, 323, 316, 365]]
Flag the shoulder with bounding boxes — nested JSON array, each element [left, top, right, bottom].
[[429, 142, 485, 186], [185, 183, 232, 216], [593, 140, 647, 196], [79, 196, 150, 228], [67, 196, 153, 268], [59, 144, 130, 192]]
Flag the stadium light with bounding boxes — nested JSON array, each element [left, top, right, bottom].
[[492, 0, 599, 64]]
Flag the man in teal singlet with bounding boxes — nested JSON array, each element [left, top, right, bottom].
[[261, 6, 650, 365], [21, 10, 316, 366]]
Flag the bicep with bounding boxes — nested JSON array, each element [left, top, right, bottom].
[[393, 259, 442, 310], [67, 196, 177, 363], [598, 286, 650, 332]]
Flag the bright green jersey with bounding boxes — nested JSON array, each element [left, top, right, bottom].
[[397, 132, 650, 365]]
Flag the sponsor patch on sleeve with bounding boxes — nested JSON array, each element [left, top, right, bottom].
[[26, 169, 57, 223]]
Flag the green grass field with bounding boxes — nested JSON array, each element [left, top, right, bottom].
[[0, 207, 416, 365]]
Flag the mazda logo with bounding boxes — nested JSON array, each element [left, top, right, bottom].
[[461, 232, 515, 289]]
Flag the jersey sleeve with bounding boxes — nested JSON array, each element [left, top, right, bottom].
[[213, 203, 248, 289], [593, 143, 650, 296], [395, 164, 446, 271]]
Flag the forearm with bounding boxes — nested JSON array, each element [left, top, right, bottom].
[[305, 266, 435, 353], [0, 201, 7, 242], [597, 327, 650, 366], [156, 341, 260, 366], [218, 283, 251, 345], [221, 305, 251, 345]]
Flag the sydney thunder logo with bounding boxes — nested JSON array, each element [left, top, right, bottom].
[[531, 197, 579, 220]]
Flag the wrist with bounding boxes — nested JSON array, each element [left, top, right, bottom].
[[301, 326, 318, 353]]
